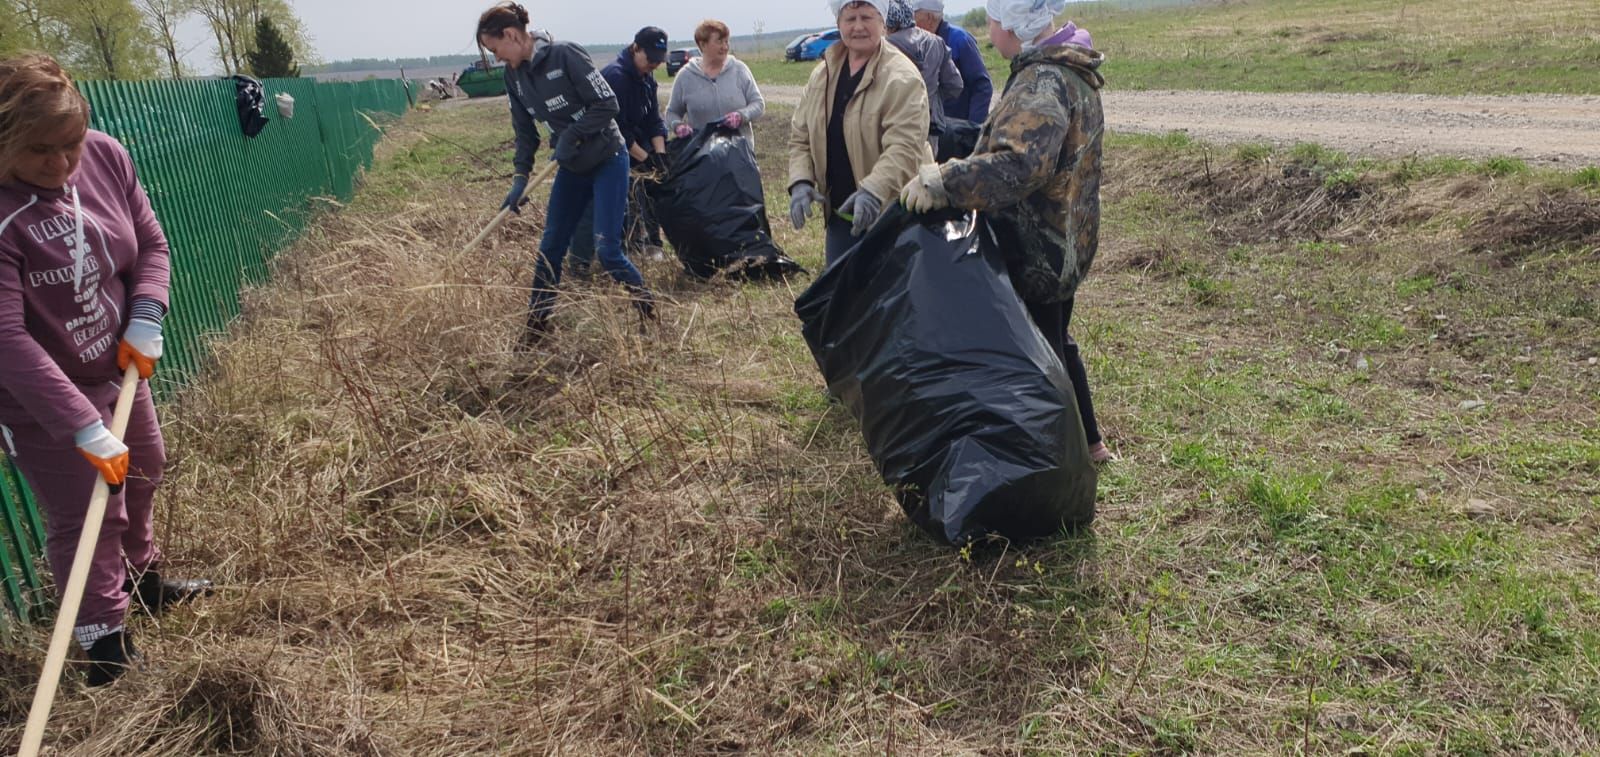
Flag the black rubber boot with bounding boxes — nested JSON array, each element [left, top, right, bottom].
[[627, 285, 657, 323], [85, 630, 140, 687], [125, 566, 213, 616], [518, 312, 550, 350]]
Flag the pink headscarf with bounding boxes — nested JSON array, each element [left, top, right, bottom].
[[1041, 20, 1093, 49], [1062, 21, 1092, 48]]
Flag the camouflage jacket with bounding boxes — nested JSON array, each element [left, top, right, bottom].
[[938, 44, 1104, 304]]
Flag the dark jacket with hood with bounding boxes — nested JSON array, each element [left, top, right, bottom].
[[935, 19, 994, 124], [936, 35, 1104, 304], [601, 48, 668, 159], [504, 31, 625, 175]]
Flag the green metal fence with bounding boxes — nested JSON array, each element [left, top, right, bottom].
[[0, 76, 409, 628], [0, 458, 48, 628]]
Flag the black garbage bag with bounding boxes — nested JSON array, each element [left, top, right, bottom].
[[936, 118, 981, 163], [794, 206, 1097, 545], [649, 122, 803, 281], [230, 75, 269, 138]]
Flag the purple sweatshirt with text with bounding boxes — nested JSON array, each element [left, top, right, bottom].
[[0, 129, 170, 441]]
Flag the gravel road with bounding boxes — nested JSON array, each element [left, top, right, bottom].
[[1099, 89, 1600, 167], [456, 83, 1600, 168], [719, 84, 1600, 168]]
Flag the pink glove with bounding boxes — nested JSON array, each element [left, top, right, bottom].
[[674, 123, 693, 138], [723, 112, 743, 130]]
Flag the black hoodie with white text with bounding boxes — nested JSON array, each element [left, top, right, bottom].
[[504, 31, 626, 175]]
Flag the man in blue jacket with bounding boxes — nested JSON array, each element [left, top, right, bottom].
[[912, 0, 994, 124], [571, 26, 672, 276]]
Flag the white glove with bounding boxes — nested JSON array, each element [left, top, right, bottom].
[[124, 318, 162, 358], [74, 421, 130, 486], [118, 317, 163, 379], [901, 163, 950, 214]]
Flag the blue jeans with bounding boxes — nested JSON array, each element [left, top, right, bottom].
[[567, 202, 597, 269], [824, 214, 857, 267], [568, 171, 661, 269], [531, 149, 648, 322]]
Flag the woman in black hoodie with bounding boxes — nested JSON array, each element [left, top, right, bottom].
[[477, 2, 656, 345]]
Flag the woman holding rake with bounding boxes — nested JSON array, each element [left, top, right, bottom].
[[0, 53, 210, 687]]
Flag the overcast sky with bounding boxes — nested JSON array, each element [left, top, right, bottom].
[[174, 0, 983, 71]]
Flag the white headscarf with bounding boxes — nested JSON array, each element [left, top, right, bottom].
[[830, 0, 887, 21], [987, 0, 1068, 41]]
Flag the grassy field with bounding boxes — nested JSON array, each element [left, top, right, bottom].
[[741, 0, 1600, 95], [1, 95, 1598, 752]]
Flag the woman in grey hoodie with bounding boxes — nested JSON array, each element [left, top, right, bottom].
[[665, 20, 765, 142]]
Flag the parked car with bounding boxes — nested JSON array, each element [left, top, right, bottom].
[[666, 47, 701, 77], [799, 30, 840, 62], [784, 34, 813, 61]]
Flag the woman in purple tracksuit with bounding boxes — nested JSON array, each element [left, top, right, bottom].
[[0, 54, 208, 686]]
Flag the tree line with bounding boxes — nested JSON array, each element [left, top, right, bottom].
[[308, 54, 486, 75], [0, 0, 311, 80]]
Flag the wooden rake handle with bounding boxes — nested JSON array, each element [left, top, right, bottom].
[[463, 160, 559, 254], [18, 364, 141, 757]]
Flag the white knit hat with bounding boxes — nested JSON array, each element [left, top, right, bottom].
[[830, 0, 888, 18], [910, 0, 945, 11]]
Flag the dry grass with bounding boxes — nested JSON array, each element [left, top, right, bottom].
[[1, 102, 1597, 754]]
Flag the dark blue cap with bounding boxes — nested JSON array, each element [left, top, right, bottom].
[[635, 27, 668, 63]]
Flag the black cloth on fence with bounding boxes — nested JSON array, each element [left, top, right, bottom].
[[230, 75, 270, 138], [793, 205, 1097, 545], [647, 122, 803, 281], [936, 118, 981, 163]]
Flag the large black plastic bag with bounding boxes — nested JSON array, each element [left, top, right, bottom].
[[794, 207, 1097, 545], [649, 123, 802, 280], [230, 75, 269, 138]]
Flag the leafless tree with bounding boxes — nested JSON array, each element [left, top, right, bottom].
[[193, 0, 312, 74], [137, 0, 190, 78], [193, 0, 247, 73]]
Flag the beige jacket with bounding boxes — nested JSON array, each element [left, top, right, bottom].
[[788, 40, 931, 208]]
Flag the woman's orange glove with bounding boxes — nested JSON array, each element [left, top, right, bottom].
[[117, 317, 163, 380], [74, 421, 129, 489]]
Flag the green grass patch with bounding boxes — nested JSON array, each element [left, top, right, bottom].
[[1289, 142, 1350, 171], [741, 56, 820, 88], [1478, 156, 1533, 178], [1061, 0, 1600, 95], [1233, 142, 1273, 163], [741, 0, 1600, 98]]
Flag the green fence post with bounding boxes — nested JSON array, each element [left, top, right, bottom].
[[0, 462, 35, 623], [0, 457, 47, 623]]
